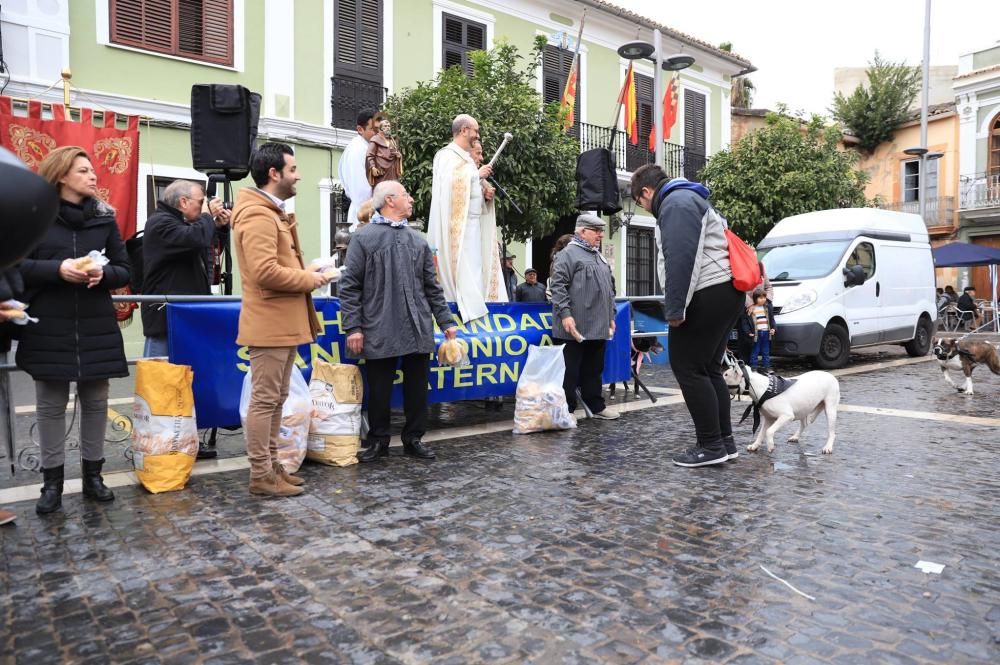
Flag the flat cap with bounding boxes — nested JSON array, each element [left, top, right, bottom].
[[576, 213, 605, 230]]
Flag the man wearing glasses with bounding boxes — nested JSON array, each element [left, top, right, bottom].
[[141, 179, 230, 361], [340, 180, 458, 462], [549, 213, 619, 421], [427, 114, 496, 323]]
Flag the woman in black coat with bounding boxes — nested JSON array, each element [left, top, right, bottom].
[[19, 146, 131, 514]]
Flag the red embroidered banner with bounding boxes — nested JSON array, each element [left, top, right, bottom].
[[0, 96, 140, 240]]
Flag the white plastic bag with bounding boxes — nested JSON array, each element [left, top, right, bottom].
[[437, 338, 470, 367], [513, 345, 577, 434], [239, 366, 312, 472]]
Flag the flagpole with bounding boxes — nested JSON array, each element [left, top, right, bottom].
[[560, 11, 586, 131], [653, 30, 663, 169], [607, 64, 628, 153]]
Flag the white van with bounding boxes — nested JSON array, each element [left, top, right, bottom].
[[757, 208, 936, 369]]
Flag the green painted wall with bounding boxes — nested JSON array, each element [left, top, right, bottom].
[[68, 1, 265, 106], [585, 42, 619, 127], [973, 46, 1000, 70], [295, 0, 326, 125], [393, 0, 434, 90]]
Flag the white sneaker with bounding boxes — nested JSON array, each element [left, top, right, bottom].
[[591, 410, 620, 420]]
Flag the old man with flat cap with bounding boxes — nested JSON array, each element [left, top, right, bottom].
[[549, 213, 618, 420]]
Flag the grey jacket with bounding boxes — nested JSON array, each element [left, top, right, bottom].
[[653, 183, 731, 321], [549, 241, 616, 341], [339, 223, 455, 359]]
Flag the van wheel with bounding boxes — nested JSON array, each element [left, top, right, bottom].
[[904, 316, 933, 357], [814, 323, 850, 369]]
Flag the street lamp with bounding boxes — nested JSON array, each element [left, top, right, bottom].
[[616, 34, 695, 169], [609, 185, 636, 239]]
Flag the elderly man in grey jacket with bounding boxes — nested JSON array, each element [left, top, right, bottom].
[[550, 213, 619, 420], [339, 180, 458, 462], [631, 165, 744, 468]]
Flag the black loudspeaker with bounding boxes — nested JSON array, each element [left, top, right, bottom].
[[575, 148, 622, 215], [190, 84, 261, 179]]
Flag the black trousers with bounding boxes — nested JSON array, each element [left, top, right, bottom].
[[668, 282, 745, 451], [365, 353, 429, 444], [561, 339, 607, 414]]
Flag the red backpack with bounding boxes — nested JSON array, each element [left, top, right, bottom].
[[706, 208, 761, 292], [726, 229, 761, 292]]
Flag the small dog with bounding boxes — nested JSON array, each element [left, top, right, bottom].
[[932, 336, 1000, 395], [740, 366, 841, 455]]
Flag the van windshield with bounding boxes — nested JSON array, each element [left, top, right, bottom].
[[759, 241, 850, 281]]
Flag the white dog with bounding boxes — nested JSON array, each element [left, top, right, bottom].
[[740, 367, 841, 455]]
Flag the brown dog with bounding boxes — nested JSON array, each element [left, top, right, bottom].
[[932, 337, 1000, 395]]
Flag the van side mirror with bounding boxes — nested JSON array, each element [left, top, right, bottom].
[[843, 265, 866, 287]]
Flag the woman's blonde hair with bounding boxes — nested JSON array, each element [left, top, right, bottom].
[[37, 146, 91, 190], [357, 199, 374, 225]]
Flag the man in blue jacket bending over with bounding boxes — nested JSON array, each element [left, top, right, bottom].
[[631, 165, 745, 468]]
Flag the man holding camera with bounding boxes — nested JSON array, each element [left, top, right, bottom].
[[141, 179, 231, 360], [233, 143, 331, 496]]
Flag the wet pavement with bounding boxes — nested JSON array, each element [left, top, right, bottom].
[[1, 347, 1000, 663]]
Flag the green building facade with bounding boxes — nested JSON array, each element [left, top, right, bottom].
[[2, 0, 750, 354]]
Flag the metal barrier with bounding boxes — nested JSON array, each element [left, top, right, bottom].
[[1, 294, 669, 477], [0, 295, 239, 477]]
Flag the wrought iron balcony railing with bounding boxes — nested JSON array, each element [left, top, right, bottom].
[[877, 196, 955, 228], [579, 122, 706, 180], [331, 76, 387, 130], [959, 173, 1000, 211]]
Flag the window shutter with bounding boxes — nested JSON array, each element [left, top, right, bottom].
[[442, 13, 486, 76], [635, 73, 654, 148], [542, 44, 580, 134], [925, 158, 939, 201], [110, 0, 232, 66], [684, 89, 706, 156], [336, 0, 382, 81]]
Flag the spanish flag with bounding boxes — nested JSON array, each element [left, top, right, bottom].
[[560, 61, 578, 131], [619, 63, 638, 145]]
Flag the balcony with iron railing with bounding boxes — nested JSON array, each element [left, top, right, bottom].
[[959, 173, 1000, 213], [877, 196, 955, 229], [330, 76, 388, 130], [579, 122, 707, 180]]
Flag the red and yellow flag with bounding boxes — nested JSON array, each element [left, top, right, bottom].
[[649, 74, 680, 151], [619, 63, 638, 145], [560, 62, 578, 131]]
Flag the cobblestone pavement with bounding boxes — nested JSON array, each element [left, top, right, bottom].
[[2, 352, 999, 664]]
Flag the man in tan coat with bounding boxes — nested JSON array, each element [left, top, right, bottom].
[[233, 142, 331, 497]]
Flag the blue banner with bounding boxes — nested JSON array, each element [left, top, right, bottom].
[[168, 299, 632, 429]]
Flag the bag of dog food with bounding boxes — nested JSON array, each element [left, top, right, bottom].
[[307, 360, 363, 466], [239, 366, 312, 473], [513, 345, 577, 434], [131, 359, 199, 493]]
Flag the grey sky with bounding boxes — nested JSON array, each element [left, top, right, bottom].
[[614, 0, 1000, 117]]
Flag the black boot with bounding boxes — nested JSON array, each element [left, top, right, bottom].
[[36, 465, 64, 515], [81, 458, 115, 502], [358, 439, 389, 463]]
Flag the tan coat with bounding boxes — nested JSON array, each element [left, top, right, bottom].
[[232, 188, 321, 347]]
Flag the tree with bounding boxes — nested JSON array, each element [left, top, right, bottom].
[[383, 38, 579, 241], [831, 52, 921, 152], [700, 108, 869, 244], [719, 42, 754, 109]]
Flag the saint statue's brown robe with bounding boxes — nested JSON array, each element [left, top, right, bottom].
[[365, 133, 403, 187]]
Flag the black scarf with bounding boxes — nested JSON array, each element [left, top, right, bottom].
[[739, 373, 797, 433]]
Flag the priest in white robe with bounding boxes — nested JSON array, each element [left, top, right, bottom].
[[427, 114, 507, 323], [338, 108, 377, 231]]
